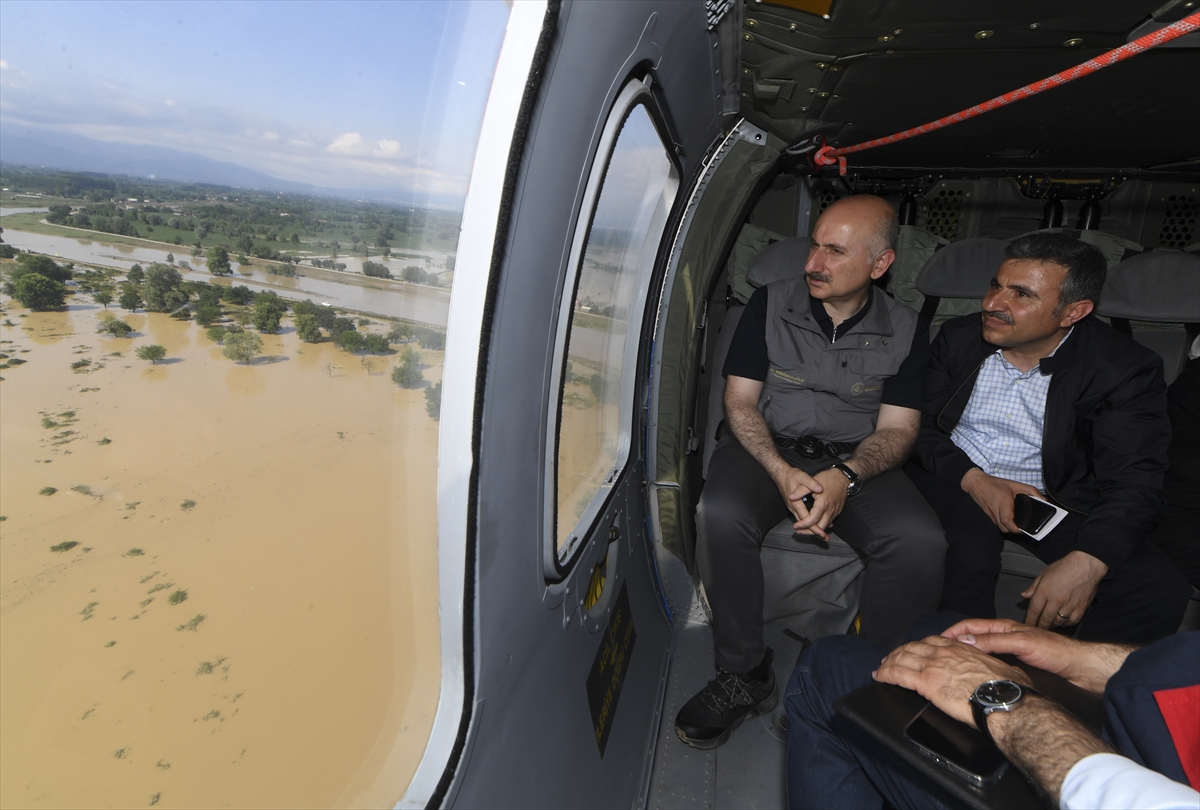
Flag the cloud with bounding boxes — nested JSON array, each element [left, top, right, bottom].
[[263, 131, 280, 142], [375, 139, 402, 158], [326, 132, 365, 155], [0, 60, 9, 69]]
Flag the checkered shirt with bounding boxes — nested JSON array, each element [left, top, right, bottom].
[[950, 330, 1073, 493]]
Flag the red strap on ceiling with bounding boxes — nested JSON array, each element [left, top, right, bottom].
[[813, 12, 1200, 176]]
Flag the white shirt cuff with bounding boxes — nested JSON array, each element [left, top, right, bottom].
[[1061, 753, 1200, 810]]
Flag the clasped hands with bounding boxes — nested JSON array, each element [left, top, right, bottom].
[[774, 465, 849, 540], [960, 469, 1108, 630]]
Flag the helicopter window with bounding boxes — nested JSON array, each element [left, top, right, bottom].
[[552, 99, 678, 566], [0, 2, 510, 806]]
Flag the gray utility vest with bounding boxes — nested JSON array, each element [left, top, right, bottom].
[[759, 278, 919, 443]]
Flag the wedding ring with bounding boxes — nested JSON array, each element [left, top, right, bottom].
[[1056, 612, 1069, 620]]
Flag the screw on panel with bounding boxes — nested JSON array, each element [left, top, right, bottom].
[[975, 30, 993, 39], [893, 28, 903, 35], [1064, 38, 1084, 47], [877, 35, 892, 42], [744, 33, 754, 41], [1030, 22, 1041, 29], [829, 65, 843, 71], [789, 23, 797, 31], [746, 18, 758, 27]]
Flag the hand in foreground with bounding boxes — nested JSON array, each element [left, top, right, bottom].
[[1023, 550, 1107, 630], [774, 466, 826, 536], [788, 468, 849, 539], [873, 635, 1030, 729], [960, 469, 1041, 534], [940, 618, 1131, 694]]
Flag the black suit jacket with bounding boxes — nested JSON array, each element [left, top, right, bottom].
[[913, 314, 1170, 571]]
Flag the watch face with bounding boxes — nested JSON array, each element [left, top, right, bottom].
[[975, 680, 1023, 708]]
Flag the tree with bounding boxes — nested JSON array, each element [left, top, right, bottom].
[[165, 252, 175, 265], [222, 331, 263, 364], [424, 380, 442, 420], [97, 314, 134, 337], [252, 292, 287, 333], [118, 287, 143, 311], [206, 326, 228, 344], [136, 344, 167, 364], [195, 225, 208, 240], [362, 260, 392, 279], [207, 246, 232, 276], [338, 329, 364, 352], [402, 265, 428, 284], [363, 333, 390, 354], [13, 274, 68, 310], [127, 264, 145, 282], [143, 264, 187, 312], [236, 235, 255, 254], [93, 290, 113, 309], [391, 347, 423, 388], [194, 304, 221, 327], [222, 285, 255, 305], [14, 253, 73, 283], [295, 313, 322, 343]]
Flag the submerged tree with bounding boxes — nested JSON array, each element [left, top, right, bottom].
[[222, 331, 263, 365], [13, 273, 68, 310], [119, 287, 143, 312], [391, 346, 423, 389], [207, 246, 232, 276], [135, 344, 167, 364], [93, 290, 113, 309], [294, 313, 322, 343], [97, 314, 134, 337], [424, 380, 441, 420]]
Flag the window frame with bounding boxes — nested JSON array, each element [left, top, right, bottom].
[[542, 76, 680, 581]]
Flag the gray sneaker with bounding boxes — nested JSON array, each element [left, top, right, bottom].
[[674, 649, 777, 749]]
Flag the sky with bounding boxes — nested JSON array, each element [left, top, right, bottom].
[[0, 0, 512, 202]]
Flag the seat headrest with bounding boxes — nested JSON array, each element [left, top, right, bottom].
[[915, 238, 1008, 299], [1097, 250, 1200, 323], [747, 236, 811, 288]]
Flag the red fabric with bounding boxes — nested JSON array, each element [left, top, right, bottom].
[[813, 11, 1200, 176], [1154, 684, 1200, 790]]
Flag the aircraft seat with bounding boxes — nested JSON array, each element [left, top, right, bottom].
[[913, 237, 1006, 325], [1096, 250, 1200, 386]]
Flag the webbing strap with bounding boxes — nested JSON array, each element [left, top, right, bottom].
[[813, 12, 1200, 176]]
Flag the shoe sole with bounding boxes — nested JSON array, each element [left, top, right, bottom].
[[674, 682, 778, 750]]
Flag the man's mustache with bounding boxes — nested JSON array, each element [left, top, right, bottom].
[[982, 310, 1013, 325], [806, 272, 831, 284]]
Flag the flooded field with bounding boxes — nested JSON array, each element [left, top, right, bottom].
[[0, 224, 451, 326], [0, 302, 442, 807]]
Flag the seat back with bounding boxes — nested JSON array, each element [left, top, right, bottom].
[[1098, 250, 1200, 384], [915, 237, 1008, 323]]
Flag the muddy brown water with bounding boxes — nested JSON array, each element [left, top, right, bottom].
[[0, 305, 441, 807]]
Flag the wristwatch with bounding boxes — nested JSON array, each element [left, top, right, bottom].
[[969, 680, 1039, 744], [828, 461, 863, 497]]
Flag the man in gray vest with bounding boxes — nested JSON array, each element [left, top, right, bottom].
[[675, 195, 946, 749]]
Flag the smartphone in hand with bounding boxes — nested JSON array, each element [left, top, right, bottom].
[[1013, 494, 1068, 541]]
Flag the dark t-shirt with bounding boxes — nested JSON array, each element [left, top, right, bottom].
[[723, 285, 929, 411]]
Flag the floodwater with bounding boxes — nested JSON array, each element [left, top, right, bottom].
[[0, 303, 442, 807], [0, 226, 451, 325]]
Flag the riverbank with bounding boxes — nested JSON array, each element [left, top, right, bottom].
[[0, 301, 442, 808]]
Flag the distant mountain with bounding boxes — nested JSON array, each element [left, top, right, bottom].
[[0, 124, 324, 195], [0, 125, 456, 208]]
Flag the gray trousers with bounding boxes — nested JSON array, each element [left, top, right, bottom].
[[696, 436, 946, 671]]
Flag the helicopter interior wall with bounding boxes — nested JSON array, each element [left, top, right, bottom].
[[446, 1, 734, 806]]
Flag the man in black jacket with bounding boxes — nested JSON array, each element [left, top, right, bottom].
[[907, 233, 1189, 645]]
